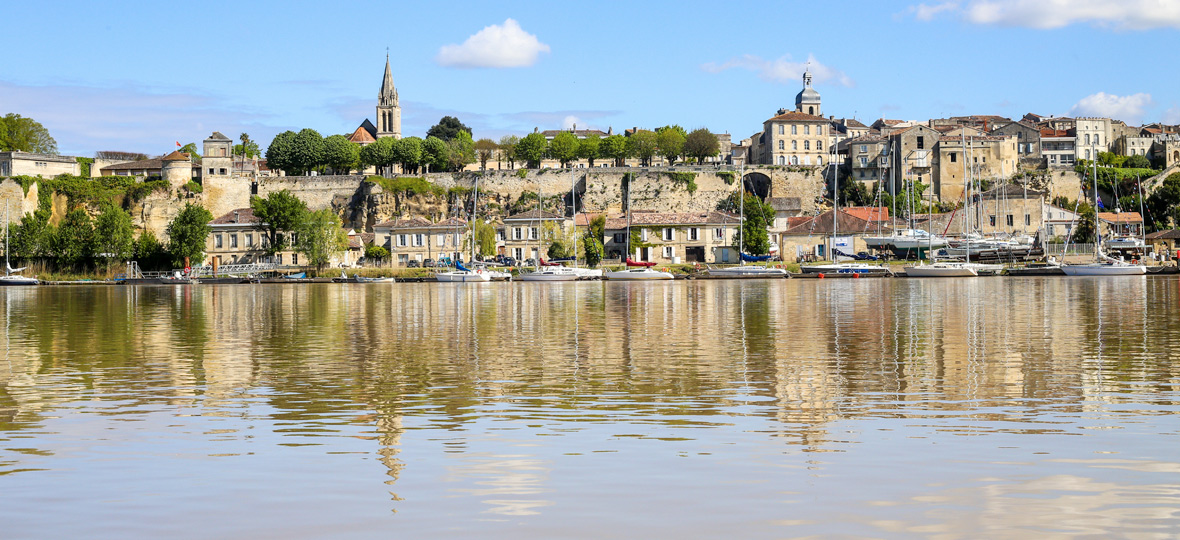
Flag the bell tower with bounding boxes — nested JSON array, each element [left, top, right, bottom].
[[376, 54, 401, 139]]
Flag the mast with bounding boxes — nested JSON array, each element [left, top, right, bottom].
[[738, 164, 745, 265], [471, 171, 479, 264], [571, 169, 579, 268], [1093, 155, 1100, 263], [832, 152, 838, 261]]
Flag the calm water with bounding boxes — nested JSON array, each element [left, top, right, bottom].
[[2, 278, 1179, 539]]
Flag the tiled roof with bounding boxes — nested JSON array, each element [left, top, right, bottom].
[[847, 134, 885, 143], [210, 208, 260, 225], [162, 150, 191, 161], [208, 131, 232, 141], [766, 111, 828, 123], [602, 211, 741, 230], [348, 123, 377, 144], [782, 209, 890, 235], [101, 158, 165, 171], [373, 217, 468, 230], [436, 217, 468, 228], [1098, 212, 1142, 224], [347, 232, 376, 249], [1146, 229, 1180, 240], [504, 209, 565, 221], [939, 135, 1009, 143], [1040, 128, 1073, 137], [842, 206, 890, 221], [843, 118, 868, 128]]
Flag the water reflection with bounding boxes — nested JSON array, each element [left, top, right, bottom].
[[2, 278, 1179, 537]]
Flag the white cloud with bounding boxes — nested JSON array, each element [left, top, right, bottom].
[[561, 115, 579, 129], [701, 54, 854, 87], [1068, 92, 1154, 122], [911, 0, 1180, 29], [436, 19, 550, 68]]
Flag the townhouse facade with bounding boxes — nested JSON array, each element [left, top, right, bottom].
[[373, 217, 469, 266], [602, 211, 741, 264]]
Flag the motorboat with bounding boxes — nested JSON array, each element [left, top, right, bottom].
[[799, 263, 890, 276], [707, 264, 789, 278], [603, 267, 674, 280], [903, 261, 979, 277], [436, 261, 493, 282], [518, 266, 579, 281], [1061, 257, 1146, 276]]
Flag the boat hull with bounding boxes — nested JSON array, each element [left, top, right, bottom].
[[0, 276, 38, 286], [435, 271, 492, 282], [708, 266, 789, 278], [603, 269, 674, 280], [904, 264, 978, 277], [1061, 264, 1147, 276], [518, 271, 579, 281]]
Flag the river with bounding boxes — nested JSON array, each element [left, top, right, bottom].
[[2, 278, 1179, 538]]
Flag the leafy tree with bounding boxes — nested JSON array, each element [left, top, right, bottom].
[[582, 232, 603, 267], [474, 138, 498, 170], [296, 208, 347, 271], [266, 130, 298, 175], [684, 128, 720, 164], [10, 208, 53, 262], [1146, 172, 1180, 231], [179, 142, 201, 163], [548, 132, 580, 167], [446, 130, 476, 172], [135, 230, 169, 271], [600, 134, 629, 166], [53, 208, 96, 267], [291, 128, 325, 175], [394, 136, 424, 174], [626, 130, 658, 166], [321, 134, 360, 174], [251, 190, 309, 254], [1073, 202, 1096, 244], [364, 244, 389, 262], [589, 214, 606, 242], [421, 136, 450, 172], [360, 137, 395, 176], [547, 240, 570, 260], [656, 127, 686, 165], [473, 219, 497, 257], [0, 113, 58, 154], [578, 134, 601, 167], [838, 177, 871, 207], [236, 133, 260, 158], [734, 193, 773, 255], [92, 204, 135, 268], [515, 132, 548, 168], [498, 135, 520, 169], [426, 116, 471, 141], [166, 203, 213, 266], [1124, 154, 1152, 169]]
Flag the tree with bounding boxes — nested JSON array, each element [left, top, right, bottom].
[[735, 193, 773, 255], [601, 134, 629, 166], [0, 113, 58, 154], [52, 208, 96, 268], [589, 214, 606, 242], [549, 132, 579, 167], [656, 126, 686, 165], [1146, 172, 1180, 231], [446, 130, 475, 172], [236, 133, 260, 158], [291, 128, 325, 175], [582, 232, 603, 267], [1124, 154, 1152, 169], [179, 142, 201, 163], [421, 136, 450, 172], [474, 138, 498, 170], [578, 134, 601, 167], [10, 208, 53, 263], [626, 130, 658, 166], [360, 137, 396, 176], [498, 135, 520, 169], [165, 203, 213, 266], [684, 128, 720, 164], [394, 136, 423, 174], [1073, 202, 1097, 243], [515, 132, 548, 169], [426, 116, 472, 141], [266, 131, 298, 175], [135, 230, 169, 271], [322, 134, 360, 174], [364, 244, 389, 264], [296, 208, 347, 271], [92, 204, 135, 268], [251, 190, 309, 254], [838, 177, 871, 207], [473, 219, 497, 257]]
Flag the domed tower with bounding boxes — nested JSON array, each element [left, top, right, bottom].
[[795, 70, 821, 116], [376, 54, 402, 139]]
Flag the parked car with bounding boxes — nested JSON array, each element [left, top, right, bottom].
[[407, 260, 420, 268], [423, 258, 435, 268]]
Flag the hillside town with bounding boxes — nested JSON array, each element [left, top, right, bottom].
[[4, 56, 1180, 277]]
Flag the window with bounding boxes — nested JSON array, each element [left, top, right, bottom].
[[414, 234, 424, 247], [215, 235, 223, 248], [689, 228, 699, 241], [817, 141, 823, 151], [219, 168, 227, 175], [1085, 134, 1091, 145], [230, 234, 238, 248], [614, 233, 625, 243], [208, 168, 215, 175], [514, 248, 523, 260], [1006, 215, 1014, 227], [1025, 214, 1031, 226], [804, 141, 810, 150], [398, 234, 407, 247], [663, 228, 673, 241], [292, 254, 298, 265], [778, 140, 784, 150], [989, 215, 996, 226], [804, 125, 810, 135], [860, 145, 867, 153], [778, 125, 784, 135], [277, 254, 283, 265], [804, 156, 811, 165], [715, 228, 724, 239], [778, 156, 785, 165], [817, 156, 823, 165], [859, 170, 865, 178], [245, 234, 253, 247], [514, 227, 523, 240], [530, 227, 538, 240], [640, 229, 648, 241], [950, 152, 957, 163], [817, 125, 823, 135], [792, 141, 797, 150], [791, 156, 799, 165], [663, 246, 674, 258], [437, 234, 446, 247], [791, 125, 797, 135], [917, 136, 925, 149]]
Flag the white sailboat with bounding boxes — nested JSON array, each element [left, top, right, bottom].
[[519, 180, 578, 282], [1061, 158, 1146, 276], [604, 174, 673, 281], [1, 201, 38, 286], [904, 132, 984, 277], [436, 175, 492, 282], [798, 156, 885, 276], [709, 165, 787, 278]]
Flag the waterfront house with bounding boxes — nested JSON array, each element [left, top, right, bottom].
[[1043, 204, 1081, 240], [1098, 211, 1143, 237], [500, 209, 571, 262], [601, 210, 741, 263], [1145, 229, 1180, 260], [206, 207, 300, 267], [778, 208, 894, 262], [373, 217, 469, 266]]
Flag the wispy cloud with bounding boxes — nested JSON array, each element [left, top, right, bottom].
[[1069, 92, 1154, 122], [701, 54, 854, 87], [436, 19, 550, 69], [909, 0, 1180, 29]]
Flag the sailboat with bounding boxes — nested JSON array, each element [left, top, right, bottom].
[[519, 180, 578, 282], [436, 175, 492, 282], [1, 201, 38, 286], [604, 174, 673, 280], [708, 165, 788, 278], [799, 157, 887, 275], [1061, 157, 1146, 276]]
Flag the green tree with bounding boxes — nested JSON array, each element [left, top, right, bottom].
[[360, 136, 396, 176], [1073, 202, 1097, 243], [446, 130, 476, 172], [251, 190, 309, 254], [292, 128, 325, 175], [578, 134, 601, 167], [548, 132, 580, 167], [656, 127, 686, 165], [296, 208, 347, 271], [727, 193, 773, 255], [179, 142, 201, 163], [589, 214, 606, 241], [166, 203, 213, 266], [426, 116, 471, 141], [515, 132, 548, 169], [582, 232, 603, 267], [10, 208, 53, 262], [422, 136, 450, 172], [626, 130, 658, 166], [236, 133, 260, 158], [838, 177, 871, 207], [1124, 154, 1152, 169], [364, 244, 389, 263], [92, 204, 135, 268], [0, 113, 58, 154], [474, 138, 498, 170], [498, 135, 520, 169], [394, 136, 424, 174], [1146, 172, 1180, 231], [472, 219, 497, 257], [266, 130, 298, 175], [321, 134, 360, 174], [601, 134, 629, 166], [52, 208, 96, 268], [135, 230, 169, 271], [684, 128, 720, 164]]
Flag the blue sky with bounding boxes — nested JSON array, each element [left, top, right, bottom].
[[4, 0, 1179, 156]]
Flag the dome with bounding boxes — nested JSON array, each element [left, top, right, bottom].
[[795, 86, 821, 106]]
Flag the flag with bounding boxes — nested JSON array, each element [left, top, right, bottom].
[[1097, 198, 1105, 209], [176, 141, 181, 147]]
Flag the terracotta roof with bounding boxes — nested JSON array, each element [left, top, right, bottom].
[[348, 123, 377, 144], [504, 209, 565, 221], [436, 217, 468, 228], [373, 217, 468, 230], [843, 118, 868, 129], [162, 150, 191, 161], [601, 211, 740, 230], [842, 206, 890, 221], [879, 119, 903, 126], [347, 232, 376, 249], [210, 208, 260, 225], [766, 111, 828, 123], [1146, 229, 1180, 240], [847, 135, 885, 143], [1040, 128, 1073, 137], [782, 209, 891, 235], [101, 158, 165, 171], [1098, 212, 1142, 224], [939, 135, 1008, 143]]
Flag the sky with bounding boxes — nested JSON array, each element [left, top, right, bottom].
[[3, 0, 1180, 157]]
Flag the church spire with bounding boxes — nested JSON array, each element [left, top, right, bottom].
[[379, 53, 398, 108], [376, 53, 402, 139]]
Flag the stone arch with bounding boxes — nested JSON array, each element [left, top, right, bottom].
[[742, 172, 771, 200], [1174, 150, 1178, 162]]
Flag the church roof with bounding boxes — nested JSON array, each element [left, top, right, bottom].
[[795, 70, 820, 105], [348, 120, 378, 144], [379, 55, 398, 107]]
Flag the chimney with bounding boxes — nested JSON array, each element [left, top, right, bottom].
[[233, 211, 240, 223]]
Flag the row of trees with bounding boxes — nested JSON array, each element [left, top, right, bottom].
[[265, 117, 478, 177], [484, 126, 721, 170]]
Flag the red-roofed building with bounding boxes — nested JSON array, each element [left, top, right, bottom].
[[750, 70, 832, 168], [1099, 211, 1143, 237]]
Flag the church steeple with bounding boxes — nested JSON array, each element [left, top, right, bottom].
[[376, 53, 401, 139]]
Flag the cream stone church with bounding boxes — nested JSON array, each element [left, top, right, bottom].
[[347, 55, 402, 145]]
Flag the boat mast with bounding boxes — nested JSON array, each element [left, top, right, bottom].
[[738, 163, 745, 265], [832, 150, 838, 261], [471, 170, 479, 264], [570, 169, 579, 269], [1093, 155, 1100, 263]]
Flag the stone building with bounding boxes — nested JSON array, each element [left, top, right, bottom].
[[601, 210, 741, 263], [202, 132, 233, 178], [500, 209, 571, 262], [205, 208, 299, 267], [0, 151, 79, 177], [847, 135, 889, 186], [1040, 128, 1076, 167], [886, 125, 941, 196], [100, 151, 199, 180], [373, 217, 469, 266], [376, 55, 401, 139], [967, 183, 1046, 236], [778, 209, 893, 262], [1074, 117, 1112, 161], [1151, 134, 1180, 168], [989, 121, 1041, 164], [749, 70, 830, 167], [934, 134, 1020, 202]]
